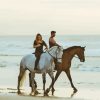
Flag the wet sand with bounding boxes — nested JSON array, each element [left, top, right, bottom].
[[0, 95, 84, 100], [0, 86, 100, 100]]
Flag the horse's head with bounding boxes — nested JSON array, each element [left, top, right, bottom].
[[48, 46, 63, 63], [76, 46, 85, 62]]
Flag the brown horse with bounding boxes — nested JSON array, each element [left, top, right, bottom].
[[45, 46, 85, 95], [29, 46, 85, 95]]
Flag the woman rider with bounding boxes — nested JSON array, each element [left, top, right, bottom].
[[33, 33, 48, 70]]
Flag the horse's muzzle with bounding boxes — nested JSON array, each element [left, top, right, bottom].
[[81, 59, 85, 62]]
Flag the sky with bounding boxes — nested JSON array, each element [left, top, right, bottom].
[[0, 0, 100, 35]]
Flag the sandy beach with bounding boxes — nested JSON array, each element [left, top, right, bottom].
[[0, 85, 100, 100], [1, 85, 99, 100], [0, 95, 85, 100]]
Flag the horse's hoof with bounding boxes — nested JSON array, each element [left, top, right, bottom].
[[74, 88, 78, 93], [17, 90, 21, 94], [30, 92, 35, 96], [30, 90, 39, 96], [45, 88, 49, 94], [44, 92, 49, 96], [35, 90, 39, 95]]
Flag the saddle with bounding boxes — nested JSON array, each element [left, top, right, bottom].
[[32, 52, 46, 54]]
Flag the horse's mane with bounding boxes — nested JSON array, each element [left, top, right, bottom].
[[48, 46, 58, 51], [63, 46, 81, 52]]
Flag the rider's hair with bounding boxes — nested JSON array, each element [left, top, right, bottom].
[[35, 33, 42, 42]]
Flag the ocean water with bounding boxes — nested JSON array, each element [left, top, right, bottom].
[[0, 35, 100, 70], [0, 35, 100, 56]]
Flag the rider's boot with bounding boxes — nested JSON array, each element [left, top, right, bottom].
[[34, 58, 39, 70]]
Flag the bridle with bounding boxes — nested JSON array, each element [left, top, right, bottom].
[[74, 49, 84, 61]]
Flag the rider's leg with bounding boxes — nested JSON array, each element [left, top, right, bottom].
[[34, 53, 41, 70]]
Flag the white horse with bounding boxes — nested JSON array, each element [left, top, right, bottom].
[[17, 46, 63, 96]]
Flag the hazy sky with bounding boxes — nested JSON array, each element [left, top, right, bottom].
[[0, 0, 100, 35]]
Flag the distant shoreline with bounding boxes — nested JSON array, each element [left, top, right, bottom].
[[0, 54, 100, 58]]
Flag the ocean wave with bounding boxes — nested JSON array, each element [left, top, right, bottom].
[[0, 64, 6, 67], [0, 35, 100, 57], [0, 61, 20, 68], [78, 67, 100, 72], [0, 54, 23, 56], [0, 54, 100, 58]]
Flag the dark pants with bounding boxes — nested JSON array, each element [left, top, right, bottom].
[[34, 52, 41, 70], [29, 52, 41, 87]]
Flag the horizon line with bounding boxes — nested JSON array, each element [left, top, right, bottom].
[[0, 33, 100, 36]]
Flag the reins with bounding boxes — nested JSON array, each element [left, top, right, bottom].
[[47, 50, 55, 59], [47, 46, 62, 60]]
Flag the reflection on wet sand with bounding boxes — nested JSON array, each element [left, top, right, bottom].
[[0, 85, 100, 100], [0, 88, 82, 100], [0, 88, 76, 97]]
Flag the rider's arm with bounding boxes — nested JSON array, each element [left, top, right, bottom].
[[33, 40, 41, 48], [43, 41, 48, 49]]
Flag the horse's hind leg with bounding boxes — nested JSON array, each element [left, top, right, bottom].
[[29, 73, 37, 88], [17, 65, 26, 94], [30, 72, 36, 95], [65, 70, 77, 93], [42, 73, 46, 96]]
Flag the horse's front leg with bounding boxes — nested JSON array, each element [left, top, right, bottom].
[[65, 70, 77, 93], [42, 73, 46, 96], [45, 72, 55, 95]]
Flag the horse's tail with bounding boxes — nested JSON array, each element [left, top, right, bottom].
[[20, 71, 26, 88], [19, 63, 27, 88]]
